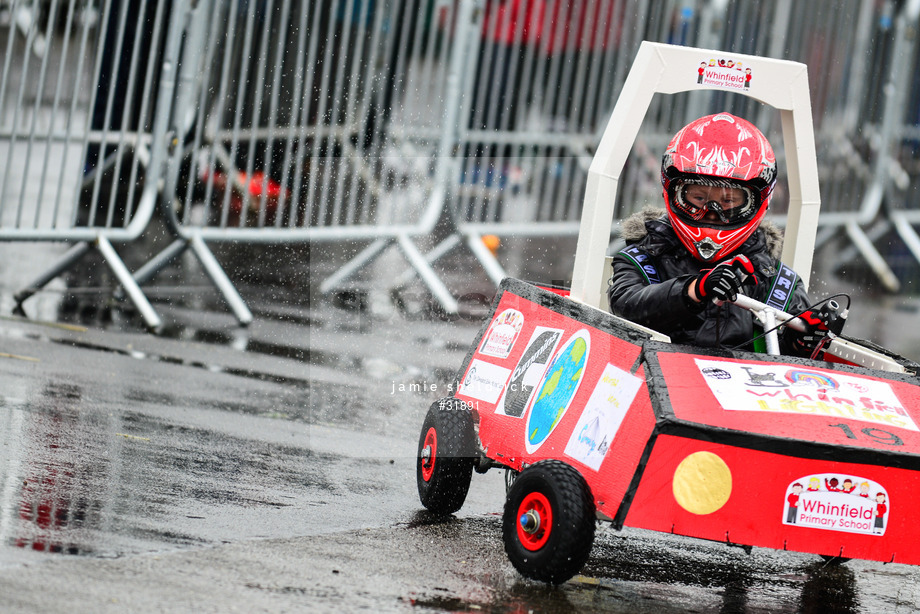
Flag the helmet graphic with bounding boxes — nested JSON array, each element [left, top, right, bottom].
[[661, 113, 777, 261]]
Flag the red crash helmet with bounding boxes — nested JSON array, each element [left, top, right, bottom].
[[661, 112, 777, 261]]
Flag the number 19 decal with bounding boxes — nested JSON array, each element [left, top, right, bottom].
[[828, 423, 904, 446]]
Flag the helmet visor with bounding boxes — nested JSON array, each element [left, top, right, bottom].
[[673, 179, 757, 226]]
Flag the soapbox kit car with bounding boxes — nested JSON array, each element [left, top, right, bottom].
[[416, 278, 920, 584], [414, 42, 920, 584]]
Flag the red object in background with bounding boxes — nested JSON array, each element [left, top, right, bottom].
[[200, 167, 289, 214], [481, 0, 621, 53]]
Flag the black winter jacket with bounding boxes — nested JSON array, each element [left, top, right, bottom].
[[607, 208, 812, 353]]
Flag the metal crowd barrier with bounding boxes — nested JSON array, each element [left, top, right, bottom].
[[0, 0, 181, 328], [418, 0, 920, 294], [883, 0, 920, 289], [121, 0, 469, 320], [4, 0, 920, 326]]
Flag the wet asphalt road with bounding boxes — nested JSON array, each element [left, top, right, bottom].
[[1, 238, 920, 612]]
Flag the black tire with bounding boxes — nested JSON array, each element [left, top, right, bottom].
[[416, 398, 476, 515], [502, 460, 595, 584]]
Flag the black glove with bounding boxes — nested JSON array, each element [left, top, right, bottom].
[[790, 309, 832, 359], [693, 255, 756, 303]]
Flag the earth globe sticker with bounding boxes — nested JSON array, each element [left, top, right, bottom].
[[524, 330, 590, 453]]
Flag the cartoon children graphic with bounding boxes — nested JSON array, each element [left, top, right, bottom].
[[875, 492, 887, 533], [807, 477, 821, 492], [859, 481, 871, 498], [825, 477, 842, 492], [698, 61, 706, 84], [841, 478, 856, 494], [787, 483, 803, 523], [744, 67, 752, 89]]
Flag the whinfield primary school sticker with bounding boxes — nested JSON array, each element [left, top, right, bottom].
[[696, 358, 919, 432], [783, 473, 888, 536], [564, 363, 642, 471], [479, 308, 524, 358], [697, 57, 752, 91]]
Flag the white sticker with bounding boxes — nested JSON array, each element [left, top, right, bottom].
[[458, 359, 511, 405], [564, 364, 643, 471], [696, 358, 919, 432], [783, 474, 888, 536], [697, 57, 752, 91]]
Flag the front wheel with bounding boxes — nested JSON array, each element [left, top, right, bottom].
[[416, 398, 476, 515], [502, 460, 595, 584]]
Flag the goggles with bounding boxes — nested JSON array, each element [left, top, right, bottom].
[[672, 180, 757, 226]]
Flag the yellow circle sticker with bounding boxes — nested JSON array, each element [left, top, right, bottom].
[[672, 451, 732, 515]]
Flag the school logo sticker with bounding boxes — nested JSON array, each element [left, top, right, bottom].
[[524, 330, 590, 453], [479, 309, 524, 358], [783, 474, 888, 536], [697, 57, 752, 91]]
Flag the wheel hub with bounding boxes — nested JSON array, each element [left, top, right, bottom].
[[519, 510, 541, 534], [420, 427, 437, 482], [516, 491, 553, 551]]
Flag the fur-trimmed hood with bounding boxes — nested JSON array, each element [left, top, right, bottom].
[[618, 206, 784, 261]]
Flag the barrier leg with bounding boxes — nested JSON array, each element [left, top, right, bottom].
[[95, 236, 163, 330], [392, 234, 462, 287], [189, 233, 253, 326], [845, 221, 900, 292], [319, 237, 392, 294], [892, 212, 920, 267], [838, 219, 890, 264], [396, 234, 459, 315], [113, 238, 191, 302], [13, 241, 93, 315], [129, 238, 191, 287], [813, 226, 839, 251], [464, 232, 507, 286]]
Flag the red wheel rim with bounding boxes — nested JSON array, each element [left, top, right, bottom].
[[516, 492, 552, 551], [420, 427, 437, 482]]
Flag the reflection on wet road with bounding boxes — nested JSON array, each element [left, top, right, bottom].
[[4, 388, 327, 557]]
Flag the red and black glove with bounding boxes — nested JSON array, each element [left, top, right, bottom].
[[790, 309, 832, 359], [693, 255, 757, 303]]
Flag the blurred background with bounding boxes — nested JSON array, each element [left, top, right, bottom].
[[0, 0, 919, 345]]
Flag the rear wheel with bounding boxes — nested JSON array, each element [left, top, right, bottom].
[[416, 398, 476, 515], [502, 460, 595, 584]]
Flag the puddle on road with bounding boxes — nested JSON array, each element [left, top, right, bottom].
[[400, 516, 867, 614], [0, 392, 336, 559]]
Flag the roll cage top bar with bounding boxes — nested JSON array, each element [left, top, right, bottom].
[[570, 41, 821, 310]]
